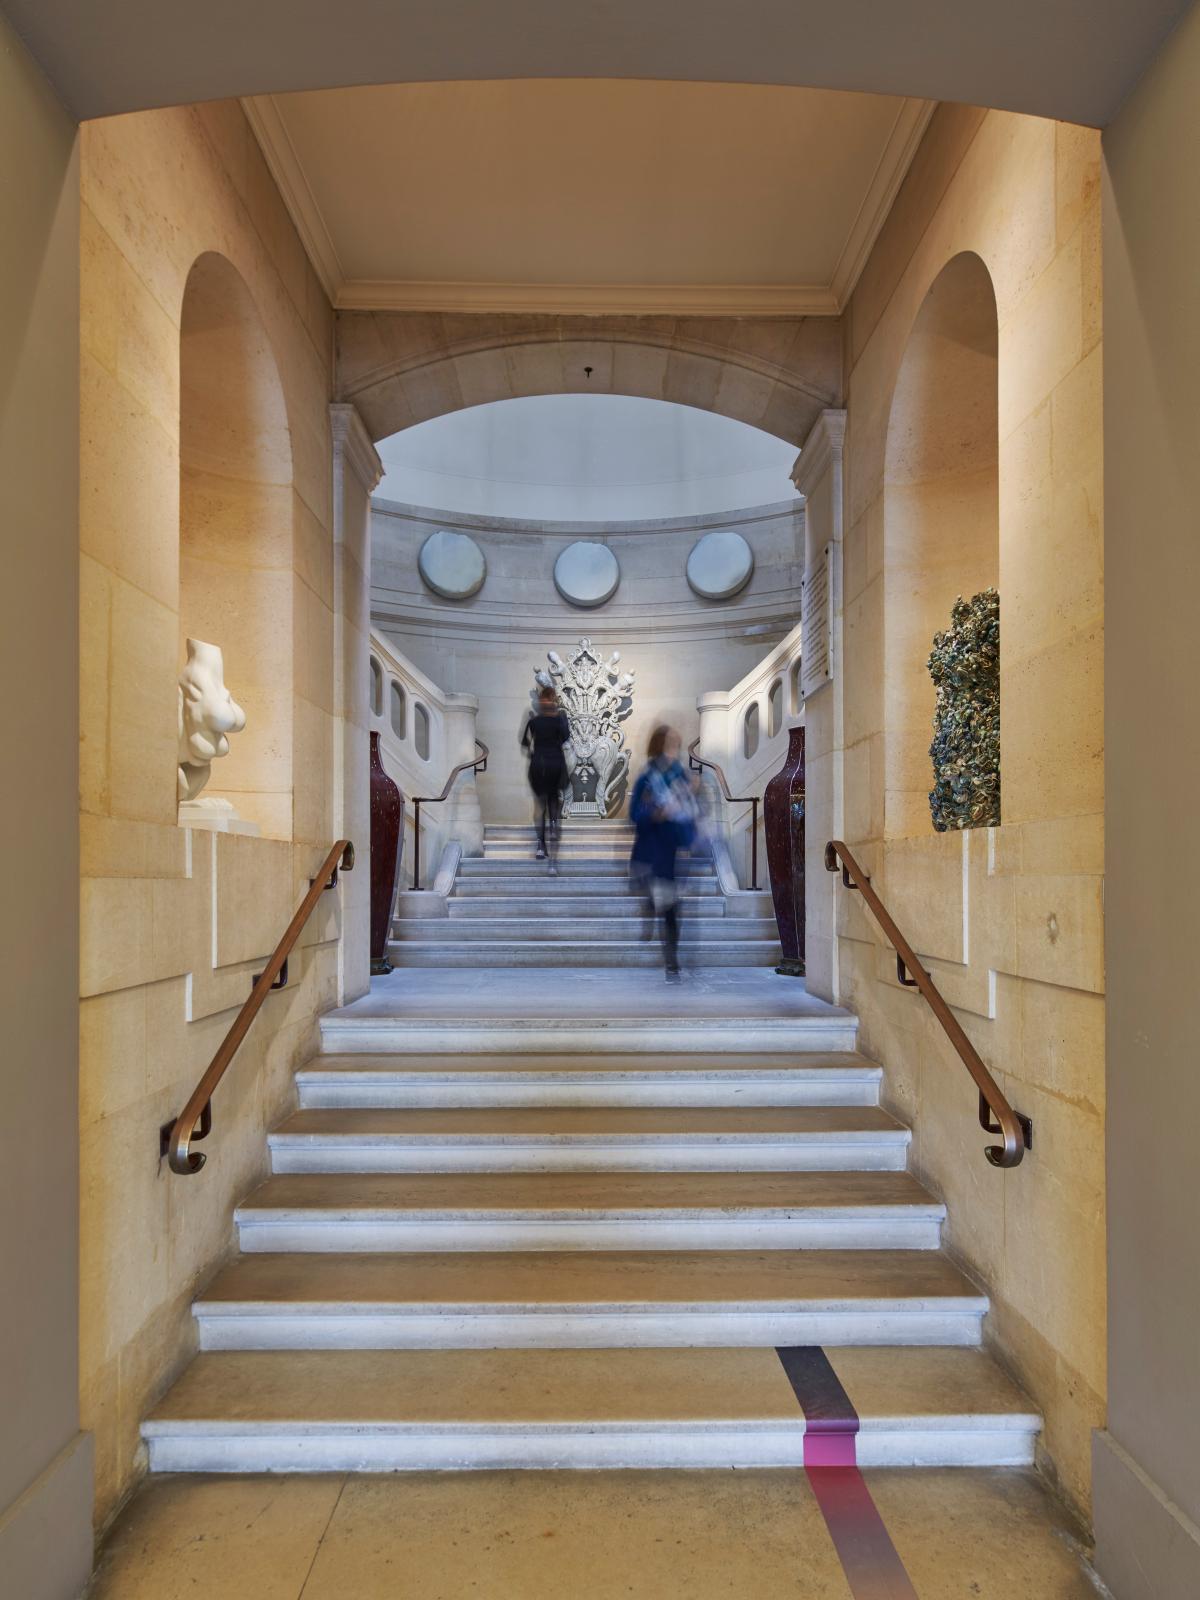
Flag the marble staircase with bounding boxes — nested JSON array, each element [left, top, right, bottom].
[[143, 971, 1040, 1474], [389, 822, 781, 968]]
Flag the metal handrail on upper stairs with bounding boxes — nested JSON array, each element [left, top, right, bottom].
[[411, 739, 489, 890], [687, 737, 761, 891], [825, 839, 1031, 1168], [159, 839, 354, 1175]]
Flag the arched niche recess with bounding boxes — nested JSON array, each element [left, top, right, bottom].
[[179, 252, 295, 839], [883, 251, 999, 839]]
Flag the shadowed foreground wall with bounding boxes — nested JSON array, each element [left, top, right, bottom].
[[77, 100, 370, 1527], [0, 14, 93, 1599], [1095, 3, 1200, 1593], [826, 104, 1104, 1514]]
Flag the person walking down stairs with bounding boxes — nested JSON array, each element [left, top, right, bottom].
[[630, 724, 700, 980], [521, 684, 571, 873]]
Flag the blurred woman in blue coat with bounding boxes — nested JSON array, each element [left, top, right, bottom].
[[630, 724, 698, 979]]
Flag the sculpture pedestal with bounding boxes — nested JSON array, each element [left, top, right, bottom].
[[178, 798, 260, 836], [764, 726, 806, 977]]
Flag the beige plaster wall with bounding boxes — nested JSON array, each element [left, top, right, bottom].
[[1095, 3, 1200, 1591], [0, 16, 95, 1598], [78, 101, 348, 1526], [832, 105, 1105, 1514]]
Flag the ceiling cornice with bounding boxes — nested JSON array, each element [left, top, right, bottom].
[[244, 90, 934, 318], [336, 280, 840, 316], [241, 95, 343, 299], [829, 98, 936, 307]]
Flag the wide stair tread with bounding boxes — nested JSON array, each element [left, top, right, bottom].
[[267, 1106, 910, 1172], [191, 1248, 987, 1348], [234, 1170, 944, 1251], [143, 1346, 1038, 1470], [296, 1051, 882, 1108]]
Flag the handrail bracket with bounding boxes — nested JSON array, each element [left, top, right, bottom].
[[980, 1093, 1033, 1162]]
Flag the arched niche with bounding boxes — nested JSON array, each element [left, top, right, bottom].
[[883, 251, 999, 838], [179, 252, 295, 839]]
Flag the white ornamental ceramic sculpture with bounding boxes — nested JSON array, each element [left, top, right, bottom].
[[533, 638, 635, 818], [177, 638, 246, 804]]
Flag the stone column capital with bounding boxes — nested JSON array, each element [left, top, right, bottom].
[[790, 408, 847, 497], [330, 402, 383, 493]]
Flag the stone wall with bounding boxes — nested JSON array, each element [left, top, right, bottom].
[[0, 17, 95, 1599], [372, 498, 803, 821], [78, 101, 358, 1526], [825, 104, 1104, 1513]]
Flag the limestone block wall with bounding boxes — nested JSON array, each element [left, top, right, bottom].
[[828, 105, 1105, 1513], [78, 102, 355, 1525], [372, 499, 804, 822]]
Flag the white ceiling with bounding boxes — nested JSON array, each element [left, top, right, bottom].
[[3, 0, 1188, 126], [245, 82, 933, 315]]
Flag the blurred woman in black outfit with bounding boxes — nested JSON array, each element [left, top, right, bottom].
[[521, 686, 571, 872]]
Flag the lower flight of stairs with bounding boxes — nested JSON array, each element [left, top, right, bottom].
[[389, 821, 782, 968], [143, 1001, 1041, 1474]]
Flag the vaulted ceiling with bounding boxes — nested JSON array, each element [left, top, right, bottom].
[[1, 0, 1188, 126], [246, 81, 932, 315]]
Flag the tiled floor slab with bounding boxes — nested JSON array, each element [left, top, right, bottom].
[[89, 1468, 1102, 1599]]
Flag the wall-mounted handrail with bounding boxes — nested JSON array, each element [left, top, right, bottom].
[[688, 737, 760, 891], [411, 740, 489, 890], [825, 839, 1032, 1168], [160, 839, 354, 1175]]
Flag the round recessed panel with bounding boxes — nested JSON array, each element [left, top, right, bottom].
[[686, 530, 755, 600], [418, 530, 487, 600], [553, 541, 620, 608]]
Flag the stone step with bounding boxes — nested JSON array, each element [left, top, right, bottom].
[[483, 841, 634, 857], [234, 1171, 944, 1252], [318, 1006, 860, 1058], [142, 1346, 1038, 1472], [386, 940, 782, 968], [296, 1052, 882, 1109], [191, 1250, 987, 1350], [485, 822, 631, 836], [458, 857, 715, 877], [451, 875, 721, 897], [391, 917, 779, 943], [267, 1106, 911, 1173], [443, 895, 730, 919]]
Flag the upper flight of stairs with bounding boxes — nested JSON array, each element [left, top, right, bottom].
[[389, 822, 782, 968], [143, 976, 1041, 1474]]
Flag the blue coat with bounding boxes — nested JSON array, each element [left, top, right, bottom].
[[630, 758, 694, 881]]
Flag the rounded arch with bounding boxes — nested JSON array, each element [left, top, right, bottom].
[[882, 249, 999, 839], [337, 315, 842, 448], [179, 251, 296, 839]]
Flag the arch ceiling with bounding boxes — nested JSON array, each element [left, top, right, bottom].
[[3, 0, 1189, 126]]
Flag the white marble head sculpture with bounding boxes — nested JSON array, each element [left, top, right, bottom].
[[177, 638, 246, 803]]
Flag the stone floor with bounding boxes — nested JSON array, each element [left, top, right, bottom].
[[89, 1468, 1105, 1598], [337, 967, 847, 1021]]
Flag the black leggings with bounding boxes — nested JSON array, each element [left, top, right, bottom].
[[536, 787, 563, 853]]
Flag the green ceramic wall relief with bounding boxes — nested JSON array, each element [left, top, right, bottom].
[[928, 588, 1000, 831]]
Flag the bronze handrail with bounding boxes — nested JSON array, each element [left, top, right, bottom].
[[160, 839, 355, 1175], [411, 739, 489, 890], [825, 839, 1031, 1168], [688, 738, 761, 891]]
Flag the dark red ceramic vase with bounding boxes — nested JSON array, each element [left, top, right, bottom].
[[369, 732, 404, 975], [764, 725, 805, 976]]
